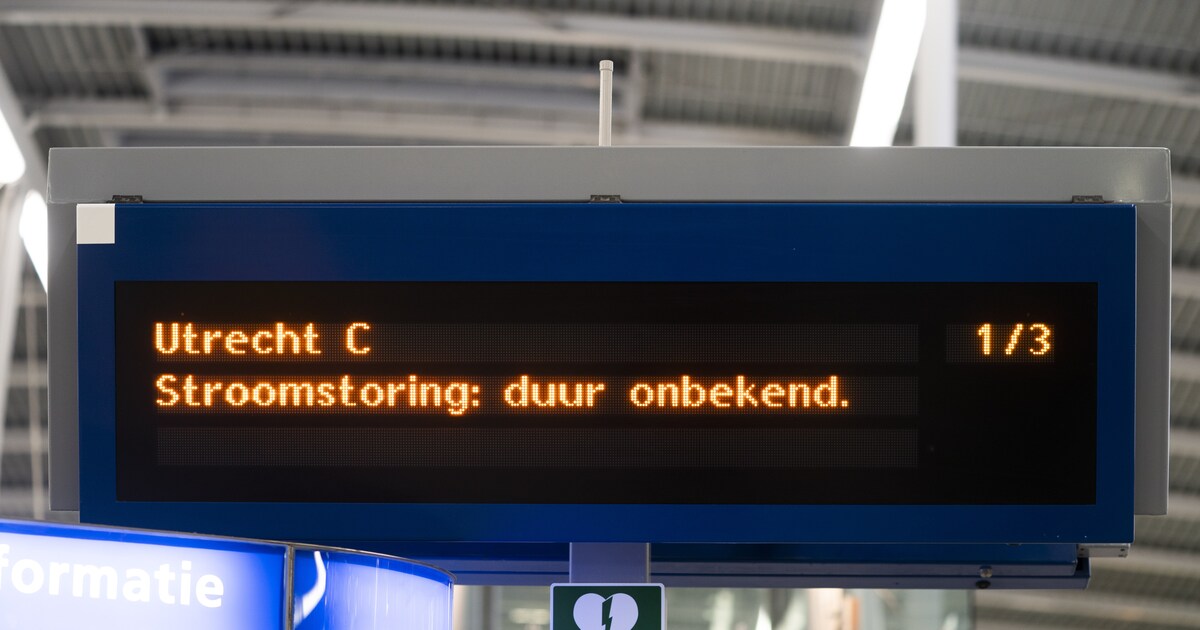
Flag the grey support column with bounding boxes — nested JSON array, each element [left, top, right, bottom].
[[569, 543, 650, 583]]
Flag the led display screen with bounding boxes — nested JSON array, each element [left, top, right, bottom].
[[114, 281, 1096, 505]]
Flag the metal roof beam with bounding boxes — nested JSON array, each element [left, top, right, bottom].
[[1172, 426, 1200, 459], [977, 590, 1200, 628], [1096, 546, 1200, 577], [26, 98, 835, 147], [1173, 351, 1200, 383], [1174, 267, 1200, 300], [4, 1, 1200, 111], [959, 47, 1200, 110], [1152, 492, 1200, 521], [1175, 177, 1200, 206], [165, 73, 604, 115], [152, 54, 606, 91], [1, 428, 43, 455], [6, 360, 46, 388], [0, 58, 46, 488], [5, 1, 1200, 133], [967, 623, 1060, 630], [0, 0, 866, 67], [0, 489, 37, 516]]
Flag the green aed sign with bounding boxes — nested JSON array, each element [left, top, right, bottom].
[[551, 584, 666, 630]]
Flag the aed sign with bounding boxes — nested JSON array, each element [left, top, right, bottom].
[[0, 519, 286, 629], [551, 584, 665, 630]]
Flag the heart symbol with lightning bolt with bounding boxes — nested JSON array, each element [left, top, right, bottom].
[[572, 593, 638, 630]]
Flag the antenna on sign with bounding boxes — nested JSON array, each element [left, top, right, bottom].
[[598, 60, 613, 146]]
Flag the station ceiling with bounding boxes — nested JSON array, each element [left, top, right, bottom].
[[1, 1, 1198, 629]]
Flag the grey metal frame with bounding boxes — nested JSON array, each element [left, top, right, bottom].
[[45, 146, 1173, 515]]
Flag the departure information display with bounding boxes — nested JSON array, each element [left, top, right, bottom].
[[115, 281, 1097, 505]]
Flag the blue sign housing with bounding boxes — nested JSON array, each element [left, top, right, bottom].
[[72, 200, 1139, 587], [0, 518, 287, 629]]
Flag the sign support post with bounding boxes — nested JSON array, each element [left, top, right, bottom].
[[569, 543, 649, 583]]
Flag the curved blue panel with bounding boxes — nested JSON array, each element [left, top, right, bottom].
[[293, 548, 453, 630]]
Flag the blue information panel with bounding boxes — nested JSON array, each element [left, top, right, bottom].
[[0, 518, 286, 629], [76, 202, 1136, 546], [293, 548, 453, 630]]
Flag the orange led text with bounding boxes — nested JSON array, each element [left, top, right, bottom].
[[155, 322, 323, 356], [628, 375, 847, 410], [503, 376, 607, 408], [155, 374, 481, 416]]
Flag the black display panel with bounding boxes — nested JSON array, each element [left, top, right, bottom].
[[115, 282, 1097, 504]]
